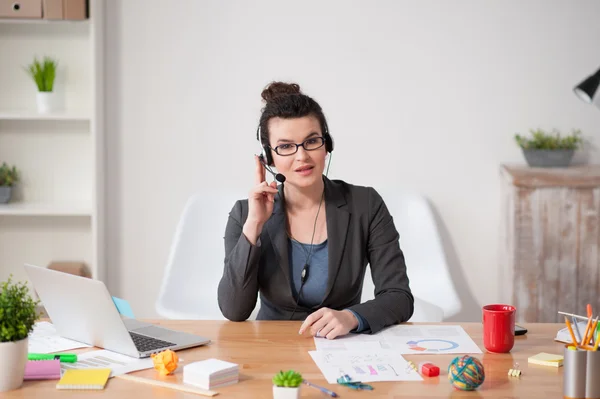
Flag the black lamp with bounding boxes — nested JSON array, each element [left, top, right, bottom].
[[574, 67, 600, 103]]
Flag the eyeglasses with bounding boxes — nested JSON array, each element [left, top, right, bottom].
[[271, 136, 326, 156]]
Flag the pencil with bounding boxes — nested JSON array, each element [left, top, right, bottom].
[[594, 333, 600, 351], [558, 311, 589, 321], [582, 315, 593, 346], [588, 317, 599, 346], [565, 316, 578, 346]]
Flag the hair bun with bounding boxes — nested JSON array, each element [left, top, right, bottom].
[[261, 81, 301, 103]]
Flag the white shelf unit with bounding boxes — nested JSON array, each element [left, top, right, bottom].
[[0, 1, 104, 285], [0, 111, 90, 121]]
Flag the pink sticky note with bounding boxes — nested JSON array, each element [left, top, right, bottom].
[[24, 360, 61, 380]]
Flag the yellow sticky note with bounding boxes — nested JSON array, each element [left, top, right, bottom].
[[56, 369, 111, 390], [528, 353, 564, 367]]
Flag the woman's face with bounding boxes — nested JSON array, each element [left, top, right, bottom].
[[267, 115, 327, 189]]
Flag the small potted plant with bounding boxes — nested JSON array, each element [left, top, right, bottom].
[[23, 56, 59, 113], [514, 128, 583, 168], [0, 162, 19, 204], [272, 370, 303, 399], [0, 276, 40, 391]]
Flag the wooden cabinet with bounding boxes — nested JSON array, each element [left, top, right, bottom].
[[500, 164, 600, 322]]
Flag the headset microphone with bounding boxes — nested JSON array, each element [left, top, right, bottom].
[[258, 155, 286, 183]]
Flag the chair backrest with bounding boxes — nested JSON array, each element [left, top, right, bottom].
[[156, 192, 249, 320], [361, 189, 461, 322], [157, 189, 460, 322]]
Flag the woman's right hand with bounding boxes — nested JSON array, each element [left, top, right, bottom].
[[242, 155, 279, 244]]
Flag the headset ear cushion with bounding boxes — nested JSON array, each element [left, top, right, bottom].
[[325, 134, 334, 153], [262, 146, 273, 165]]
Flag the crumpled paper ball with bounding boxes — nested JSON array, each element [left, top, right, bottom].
[[151, 349, 179, 375]]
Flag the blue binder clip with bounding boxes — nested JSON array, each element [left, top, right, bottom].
[[336, 374, 374, 391]]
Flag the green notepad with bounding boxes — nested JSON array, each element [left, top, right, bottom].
[[56, 368, 111, 390]]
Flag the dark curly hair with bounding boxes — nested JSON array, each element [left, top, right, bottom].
[[257, 81, 331, 148]]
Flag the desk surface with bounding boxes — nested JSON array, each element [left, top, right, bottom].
[[10, 321, 566, 398]]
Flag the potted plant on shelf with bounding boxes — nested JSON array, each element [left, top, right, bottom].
[[0, 276, 40, 392], [23, 56, 59, 114], [0, 162, 19, 204], [514, 128, 583, 168], [272, 370, 303, 399]]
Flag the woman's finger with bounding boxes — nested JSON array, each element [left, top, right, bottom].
[[318, 322, 336, 339], [310, 314, 331, 337], [325, 325, 343, 340], [254, 155, 266, 185], [250, 182, 278, 197]]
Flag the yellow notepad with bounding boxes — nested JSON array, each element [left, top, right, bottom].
[[56, 369, 111, 390], [528, 353, 564, 367]]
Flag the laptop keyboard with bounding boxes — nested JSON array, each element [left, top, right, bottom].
[[129, 331, 175, 353]]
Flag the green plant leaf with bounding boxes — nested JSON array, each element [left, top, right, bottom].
[[23, 56, 58, 92], [272, 369, 302, 387], [0, 162, 19, 187], [514, 128, 583, 150], [0, 275, 40, 343]]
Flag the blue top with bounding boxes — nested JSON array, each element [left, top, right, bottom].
[[288, 238, 369, 333]]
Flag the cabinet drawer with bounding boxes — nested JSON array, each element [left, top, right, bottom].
[[0, 0, 42, 18]]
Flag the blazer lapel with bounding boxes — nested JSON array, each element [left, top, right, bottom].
[[321, 177, 350, 305], [266, 187, 292, 297]]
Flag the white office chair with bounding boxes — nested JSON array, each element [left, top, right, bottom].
[[157, 189, 460, 323], [361, 189, 461, 322], [155, 192, 258, 320]]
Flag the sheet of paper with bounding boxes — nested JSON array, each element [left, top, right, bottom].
[[308, 350, 423, 383], [60, 349, 153, 377], [28, 321, 91, 353], [314, 325, 482, 354]]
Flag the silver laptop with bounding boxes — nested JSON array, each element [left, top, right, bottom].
[[24, 264, 210, 358]]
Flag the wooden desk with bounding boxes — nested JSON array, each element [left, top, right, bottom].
[[9, 321, 566, 398]]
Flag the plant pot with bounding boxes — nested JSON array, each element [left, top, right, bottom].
[[273, 385, 301, 399], [0, 338, 28, 392], [0, 186, 11, 203], [522, 149, 575, 168], [36, 91, 59, 114]]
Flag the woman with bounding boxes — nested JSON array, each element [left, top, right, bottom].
[[218, 82, 413, 338]]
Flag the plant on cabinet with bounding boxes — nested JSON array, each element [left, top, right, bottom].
[[272, 370, 303, 399], [0, 163, 19, 204], [514, 128, 583, 168], [23, 56, 59, 114], [0, 276, 40, 391]]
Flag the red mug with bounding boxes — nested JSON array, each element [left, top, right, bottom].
[[482, 304, 516, 353]]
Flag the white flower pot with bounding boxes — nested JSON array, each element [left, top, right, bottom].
[[273, 385, 300, 399], [0, 338, 28, 392], [36, 92, 59, 114]]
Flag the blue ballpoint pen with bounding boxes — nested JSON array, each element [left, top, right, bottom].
[[303, 380, 338, 397]]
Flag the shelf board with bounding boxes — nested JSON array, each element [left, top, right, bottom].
[[0, 18, 89, 25], [0, 111, 90, 121], [0, 202, 92, 216]]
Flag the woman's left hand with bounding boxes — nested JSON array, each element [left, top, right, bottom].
[[298, 308, 359, 339]]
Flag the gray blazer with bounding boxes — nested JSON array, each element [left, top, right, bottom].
[[217, 177, 414, 334]]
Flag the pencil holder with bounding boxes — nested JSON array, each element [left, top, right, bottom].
[[563, 346, 586, 399], [586, 350, 600, 399]]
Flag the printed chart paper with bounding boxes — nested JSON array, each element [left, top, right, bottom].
[[60, 350, 153, 377], [308, 350, 423, 383], [28, 322, 91, 353], [314, 325, 482, 354]]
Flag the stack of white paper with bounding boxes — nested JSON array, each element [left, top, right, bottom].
[[183, 359, 239, 390]]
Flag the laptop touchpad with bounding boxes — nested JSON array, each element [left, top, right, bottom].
[[131, 325, 173, 338]]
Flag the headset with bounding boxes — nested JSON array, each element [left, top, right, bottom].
[[255, 117, 334, 320]]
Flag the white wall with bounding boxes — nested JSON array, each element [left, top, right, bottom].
[[104, 0, 600, 320]]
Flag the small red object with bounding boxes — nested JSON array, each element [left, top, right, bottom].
[[419, 362, 440, 377]]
